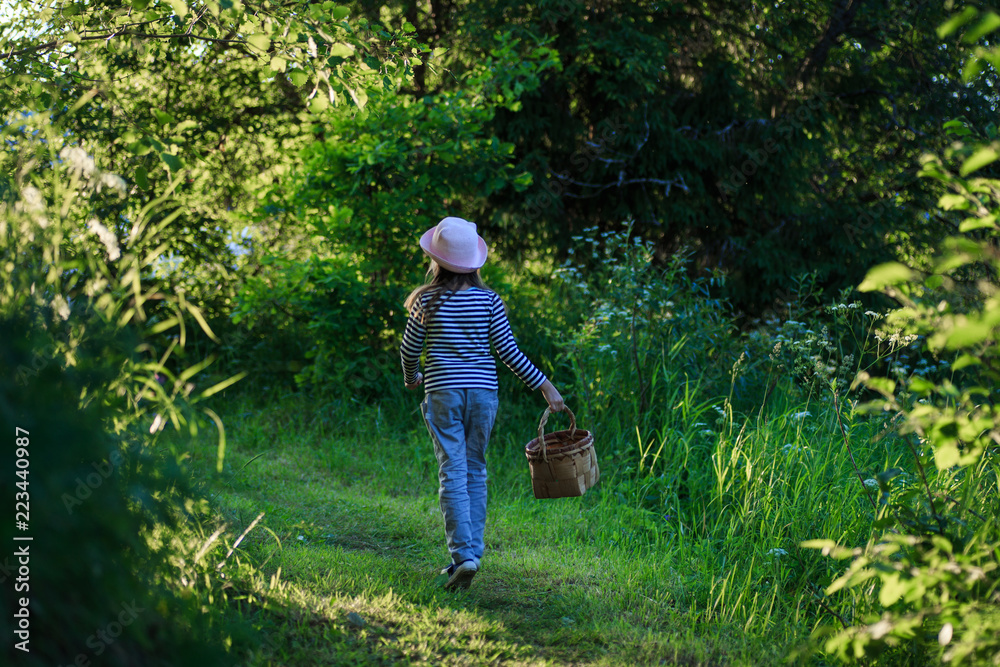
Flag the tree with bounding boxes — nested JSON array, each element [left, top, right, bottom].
[[353, 0, 998, 313], [1, 0, 419, 314]]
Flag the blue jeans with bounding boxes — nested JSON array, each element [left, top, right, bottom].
[[421, 389, 499, 567]]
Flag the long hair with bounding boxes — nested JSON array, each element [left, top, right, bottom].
[[404, 261, 492, 324]]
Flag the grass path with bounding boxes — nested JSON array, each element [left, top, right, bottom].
[[181, 398, 782, 666]]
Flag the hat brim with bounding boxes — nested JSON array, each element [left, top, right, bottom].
[[419, 228, 488, 273]]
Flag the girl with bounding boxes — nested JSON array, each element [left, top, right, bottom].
[[400, 216, 564, 590]]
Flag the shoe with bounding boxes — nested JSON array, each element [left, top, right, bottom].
[[442, 559, 478, 590]]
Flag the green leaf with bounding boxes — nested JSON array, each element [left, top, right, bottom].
[[346, 86, 368, 110], [934, 442, 961, 470], [958, 215, 996, 232], [858, 262, 914, 292], [308, 95, 329, 113], [943, 119, 971, 137], [909, 376, 935, 394], [328, 43, 355, 58], [160, 152, 183, 171], [864, 376, 896, 398], [879, 573, 907, 606], [944, 319, 991, 349], [403, 22, 416, 32], [131, 0, 150, 9], [938, 7, 979, 39], [179, 355, 216, 383], [963, 12, 1000, 43], [247, 33, 271, 52], [135, 166, 148, 189], [959, 146, 999, 176], [200, 372, 248, 399], [270, 56, 287, 72], [288, 70, 308, 86], [963, 56, 984, 83], [152, 108, 176, 126], [127, 140, 153, 156], [167, 0, 189, 18], [952, 354, 981, 371], [332, 5, 350, 20], [938, 193, 969, 210]]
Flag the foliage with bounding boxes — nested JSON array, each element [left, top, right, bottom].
[[1, 0, 422, 329], [549, 224, 732, 421], [372, 0, 997, 313], [0, 310, 239, 666], [0, 91, 272, 662], [232, 254, 403, 394], [233, 32, 559, 393], [802, 7, 1000, 663]]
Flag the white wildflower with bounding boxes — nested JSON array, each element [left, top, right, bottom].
[[19, 186, 44, 212], [16, 186, 50, 227], [791, 410, 811, 420], [52, 294, 71, 320], [149, 413, 165, 434], [766, 548, 788, 556], [863, 478, 878, 489], [84, 277, 108, 297], [59, 146, 97, 179], [97, 172, 127, 197], [88, 219, 121, 261]]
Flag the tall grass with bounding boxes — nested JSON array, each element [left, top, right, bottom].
[[155, 228, 942, 664], [177, 313, 916, 665]]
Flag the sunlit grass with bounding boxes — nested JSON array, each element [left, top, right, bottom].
[[164, 369, 910, 666]]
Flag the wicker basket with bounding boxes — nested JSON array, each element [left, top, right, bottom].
[[524, 407, 599, 499]]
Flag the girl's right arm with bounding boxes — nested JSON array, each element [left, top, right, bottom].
[[488, 293, 563, 410]]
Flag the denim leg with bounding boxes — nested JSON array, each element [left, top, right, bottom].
[[422, 389, 498, 567], [464, 389, 498, 565], [423, 390, 474, 565]]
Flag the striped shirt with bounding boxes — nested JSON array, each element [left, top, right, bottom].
[[400, 287, 547, 392]]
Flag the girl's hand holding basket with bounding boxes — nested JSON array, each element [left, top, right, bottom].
[[539, 379, 564, 412]]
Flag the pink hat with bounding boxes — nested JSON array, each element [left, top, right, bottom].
[[419, 217, 488, 273]]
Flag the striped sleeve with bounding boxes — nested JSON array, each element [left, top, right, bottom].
[[400, 303, 425, 384], [488, 293, 547, 390]]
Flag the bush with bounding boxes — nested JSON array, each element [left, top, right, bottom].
[[802, 9, 1000, 662], [0, 112, 252, 664], [0, 312, 234, 666]]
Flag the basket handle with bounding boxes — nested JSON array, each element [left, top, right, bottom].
[[537, 406, 576, 462]]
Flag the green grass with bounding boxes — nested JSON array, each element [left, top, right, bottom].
[[168, 375, 906, 666]]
